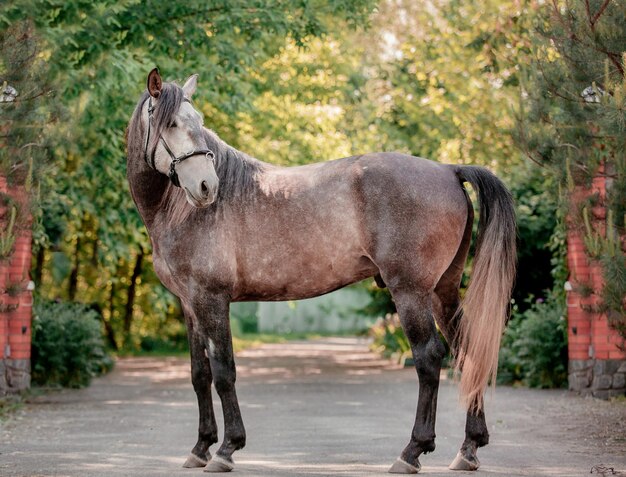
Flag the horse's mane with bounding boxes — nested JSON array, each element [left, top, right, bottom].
[[126, 82, 266, 229], [202, 128, 265, 202]]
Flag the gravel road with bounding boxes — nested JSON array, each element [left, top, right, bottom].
[[1, 338, 625, 476]]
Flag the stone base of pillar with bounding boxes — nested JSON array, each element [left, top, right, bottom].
[[569, 359, 626, 399], [0, 358, 30, 395]]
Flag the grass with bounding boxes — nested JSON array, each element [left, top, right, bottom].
[[231, 332, 331, 353], [0, 387, 47, 421], [117, 331, 355, 357], [0, 395, 23, 420]]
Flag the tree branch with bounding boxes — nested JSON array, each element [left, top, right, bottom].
[[591, 0, 611, 28]]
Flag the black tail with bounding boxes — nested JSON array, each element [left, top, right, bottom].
[[452, 165, 517, 410]]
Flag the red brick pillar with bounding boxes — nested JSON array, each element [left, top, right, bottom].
[[566, 166, 626, 399], [0, 177, 33, 394]]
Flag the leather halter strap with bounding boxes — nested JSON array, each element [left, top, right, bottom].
[[143, 97, 215, 187]]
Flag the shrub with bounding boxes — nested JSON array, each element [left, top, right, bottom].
[[139, 323, 188, 354], [369, 314, 410, 362], [369, 313, 453, 367], [31, 300, 114, 388], [497, 296, 568, 388]]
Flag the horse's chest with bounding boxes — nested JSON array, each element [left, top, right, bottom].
[[152, 249, 189, 299]]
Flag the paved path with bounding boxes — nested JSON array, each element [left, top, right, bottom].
[[1, 338, 625, 477]]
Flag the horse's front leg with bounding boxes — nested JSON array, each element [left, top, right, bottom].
[[182, 304, 218, 468], [191, 292, 246, 473]]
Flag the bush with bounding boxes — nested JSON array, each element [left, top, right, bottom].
[[139, 323, 188, 354], [369, 314, 411, 362], [497, 297, 568, 388], [31, 300, 114, 388]]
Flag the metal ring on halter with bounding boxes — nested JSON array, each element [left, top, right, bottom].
[[168, 158, 182, 187]]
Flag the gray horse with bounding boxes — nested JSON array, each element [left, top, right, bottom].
[[126, 68, 516, 474]]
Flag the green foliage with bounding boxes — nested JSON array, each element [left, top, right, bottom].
[[356, 1, 566, 381], [508, 161, 560, 308], [138, 320, 188, 354], [582, 207, 604, 258], [515, 0, 626, 342], [359, 280, 395, 317], [4, 0, 602, 389], [0, 395, 24, 420], [231, 303, 259, 334], [601, 246, 626, 339], [369, 314, 411, 362], [0, 0, 377, 350], [0, 20, 52, 185], [348, 0, 534, 167], [498, 296, 568, 388], [31, 300, 113, 388], [0, 204, 16, 260]]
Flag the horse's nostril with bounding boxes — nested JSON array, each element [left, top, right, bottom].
[[201, 180, 209, 196]]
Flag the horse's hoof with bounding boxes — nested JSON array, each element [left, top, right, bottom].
[[449, 451, 480, 471], [204, 455, 234, 473], [183, 453, 209, 468], [388, 458, 420, 474]]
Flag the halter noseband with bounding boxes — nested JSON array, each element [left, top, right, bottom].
[[143, 97, 215, 188]]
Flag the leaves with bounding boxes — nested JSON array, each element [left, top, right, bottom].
[[2, 0, 377, 348]]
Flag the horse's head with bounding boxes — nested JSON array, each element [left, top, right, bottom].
[[143, 68, 219, 208]]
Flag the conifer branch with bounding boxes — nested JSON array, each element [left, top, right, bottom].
[[590, 0, 611, 29]]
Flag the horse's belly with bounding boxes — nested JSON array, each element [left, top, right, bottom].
[[232, 253, 377, 301]]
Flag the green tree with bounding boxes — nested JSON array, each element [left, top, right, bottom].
[[515, 0, 625, 339], [1, 0, 377, 349], [347, 0, 558, 317]]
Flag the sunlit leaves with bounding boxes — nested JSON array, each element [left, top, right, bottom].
[[1, 0, 376, 347]]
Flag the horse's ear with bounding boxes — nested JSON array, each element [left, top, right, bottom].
[[147, 68, 162, 99], [182, 74, 198, 98]]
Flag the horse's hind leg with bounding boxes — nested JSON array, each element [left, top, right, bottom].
[[182, 304, 218, 468], [433, 242, 488, 471], [450, 403, 488, 471], [388, 287, 446, 474]]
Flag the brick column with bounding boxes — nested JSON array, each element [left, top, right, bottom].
[[566, 166, 626, 399], [0, 177, 33, 394]]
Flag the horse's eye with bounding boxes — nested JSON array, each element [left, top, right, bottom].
[[170, 121, 177, 128]]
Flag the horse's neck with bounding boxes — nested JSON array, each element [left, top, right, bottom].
[[128, 138, 271, 234], [127, 158, 170, 230]]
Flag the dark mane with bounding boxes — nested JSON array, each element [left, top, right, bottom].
[[149, 83, 185, 158], [202, 129, 265, 201], [127, 81, 267, 229], [126, 84, 185, 169], [126, 91, 149, 167]]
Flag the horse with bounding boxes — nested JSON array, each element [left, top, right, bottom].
[[126, 68, 516, 474]]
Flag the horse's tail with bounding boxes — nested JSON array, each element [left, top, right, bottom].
[[453, 165, 516, 411]]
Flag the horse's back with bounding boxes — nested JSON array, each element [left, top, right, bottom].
[[228, 152, 470, 301], [354, 152, 463, 200]]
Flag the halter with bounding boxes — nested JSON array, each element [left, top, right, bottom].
[[143, 97, 215, 187]]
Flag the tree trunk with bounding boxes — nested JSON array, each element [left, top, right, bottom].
[[91, 237, 98, 265], [123, 249, 144, 337], [107, 282, 121, 349], [89, 302, 119, 351], [33, 246, 44, 287], [68, 236, 80, 301]]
